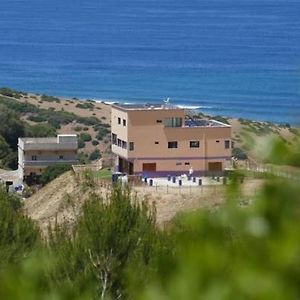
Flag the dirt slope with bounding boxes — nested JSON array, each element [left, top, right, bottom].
[[24, 171, 108, 233]]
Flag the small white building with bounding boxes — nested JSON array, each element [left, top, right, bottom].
[[18, 134, 78, 182]]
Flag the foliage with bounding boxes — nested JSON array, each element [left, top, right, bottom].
[[92, 140, 99, 146], [74, 126, 83, 132], [46, 187, 162, 299], [89, 149, 101, 161], [78, 139, 86, 149], [80, 133, 92, 142], [95, 168, 112, 180], [0, 187, 40, 272], [0, 87, 24, 99], [41, 94, 60, 103], [96, 127, 110, 141], [40, 164, 72, 186], [25, 124, 57, 138], [232, 147, 248, 160], [0, 136, 11, 161], [77, 152, 89, 164], [75, 102, 94, 110]]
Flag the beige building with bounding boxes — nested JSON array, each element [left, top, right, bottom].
[[18, 134, 78, 181], [111, 104, 232, 177]]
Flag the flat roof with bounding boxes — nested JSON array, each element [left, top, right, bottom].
[[112, 103, 183, 111], [20, 134, 77, 144], [21, 137, 58, 144]]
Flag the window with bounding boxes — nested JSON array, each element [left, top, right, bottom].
[[32, 155, 37, 161], [118, 117, 121, 124], [185, 162, 190, 166], [176, 162, 182, 166], [231, 141, 235, 149], [123, 119, 126, 126], [216, 140, 220, 143], [129, 142, 134, 151], [117, 139, 122, 147], [121, 141, 127, 149], [155, 141, 159, 144], [225, 140, 230, 149], [168, 141, 178, 149], [156, 120, 162, 123], [190, 141, 200, 148], [164, 117, 182, 128], [59, 155, 64, 160], [112, 133, 117, 145]]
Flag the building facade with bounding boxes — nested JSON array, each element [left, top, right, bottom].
[[18, 134, 78, 181], [111, 104, 232, 177]]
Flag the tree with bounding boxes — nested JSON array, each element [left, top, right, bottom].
[[47, 187, 163, 299], [0, 187, 40, 271], [40, 164, 72, 185]]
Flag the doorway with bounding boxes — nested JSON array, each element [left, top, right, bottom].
[[208, 162, 222, 172], [142, 163, 156, 172]]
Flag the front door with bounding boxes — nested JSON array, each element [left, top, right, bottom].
[[208, 162, 222, 171], [142, 163, 156, 172]]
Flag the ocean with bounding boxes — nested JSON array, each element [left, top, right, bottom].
[[0, 0, 300, 124]]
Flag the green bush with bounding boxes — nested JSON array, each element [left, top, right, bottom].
[[92, 140, 99, 146], [0, 87, 23, 98], [232, 147, 248, 160], [40, 164, 72, 185], [75, 102, 94, 110], [79, 133, 92, 142], [77, 152, 89, 164], [96, 127, 110, 141], [89, 149, 101, 161], [25, 124, 56, 138], [78, 139, 85, 149], [0, 187, 40, 271], [74, 126, 83, 132], [28, 115, 47, 122], [41, 94, 60, 103]]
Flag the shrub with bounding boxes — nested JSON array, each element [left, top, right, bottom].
[[40, 164, 72, 185], [28, 115, 47, 122], [41, 94, 60, 103], [0, 187, 40, 270], [89, 149, 101, 161], [92, 140, 99, 146], [77, 152, 89, 164], [232, 147, 248, 160], [79, 133, 92, 142], [0, 87, 23, 98], [75, 102, 94, 110], [74, 126, 83, 132], [25, 124, 56, 138], [96, 128, 110, 141], [78, 139, 85, 149]]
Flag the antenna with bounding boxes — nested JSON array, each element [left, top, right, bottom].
[[164, 97, 170, 104], [163, 97, 171, 108]]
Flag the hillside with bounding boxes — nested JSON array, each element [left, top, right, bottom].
[[24, 170, 112, 233], [0, 87, 112, 169]]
